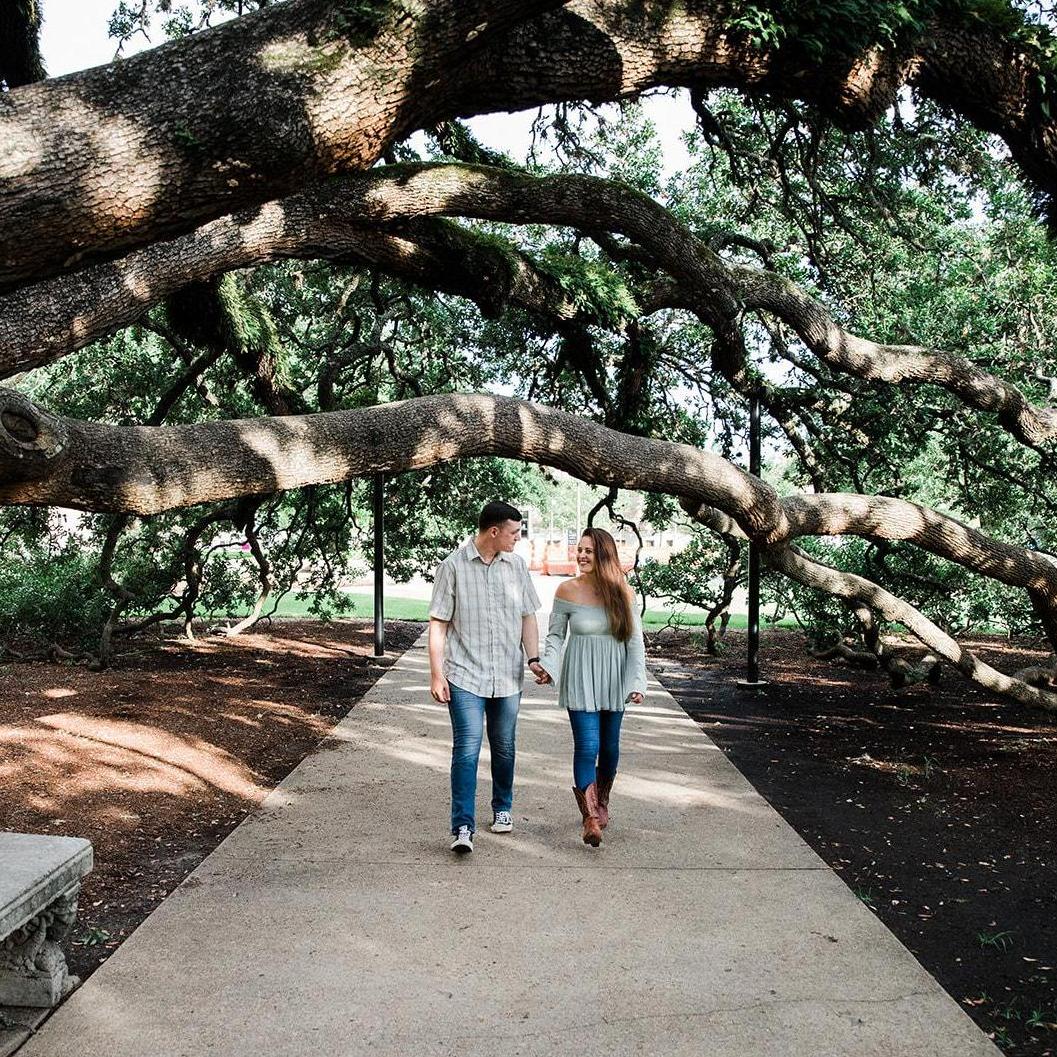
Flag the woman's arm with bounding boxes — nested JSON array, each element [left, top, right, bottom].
[[538, 604, 569, 686], [624, 605, 648, 702]]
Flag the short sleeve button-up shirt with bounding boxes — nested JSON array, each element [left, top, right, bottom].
[[429, 538, 541, 698]]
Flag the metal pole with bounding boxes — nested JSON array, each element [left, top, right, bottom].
[[373, 472, 384, 657], [739, 392, 766, 689]]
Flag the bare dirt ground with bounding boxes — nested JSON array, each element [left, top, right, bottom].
[[650, 628, 1057, 1057], [0, 619, 421, 982]]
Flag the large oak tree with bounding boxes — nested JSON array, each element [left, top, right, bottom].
[[3, 0, 1057, 702]]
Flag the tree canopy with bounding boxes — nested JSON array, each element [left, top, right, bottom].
[[3, 0, 1057, 704]]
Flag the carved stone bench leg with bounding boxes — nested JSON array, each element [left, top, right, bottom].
[[0, 883, 81, 1007]]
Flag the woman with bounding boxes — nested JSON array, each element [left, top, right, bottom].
[[538, 527, 647, 846]]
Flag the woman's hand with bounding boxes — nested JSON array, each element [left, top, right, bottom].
[[627, 692, 644, 705]]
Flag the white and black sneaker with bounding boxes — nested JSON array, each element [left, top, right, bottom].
[[450, 826, 474, 854], [489, 811, 513, 834]]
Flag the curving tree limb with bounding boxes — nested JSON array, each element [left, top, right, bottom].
[[8, 162, 1055, 453], [1, 387, 1055, 708], [766, 544, 1055, 711], [5, 2, 1057, 293]]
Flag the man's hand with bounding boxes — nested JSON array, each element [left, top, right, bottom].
[[529, 661, 551, 685], [627, 692, 644, 705], [431, 673, 451, 703]]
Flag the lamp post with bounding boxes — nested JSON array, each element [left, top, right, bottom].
[[373, 472, 384, 657], [739, 392, 767, 689]]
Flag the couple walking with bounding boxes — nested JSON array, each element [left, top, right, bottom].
[[428, 501, 647, 854]]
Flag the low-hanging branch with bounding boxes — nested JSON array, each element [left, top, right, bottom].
[[3, 386, 1056, 709], [0, 387, 780, 526], [767, 544, 1051, 711], [685, 501, 1057, 711], [6, 162, 1054, 453]]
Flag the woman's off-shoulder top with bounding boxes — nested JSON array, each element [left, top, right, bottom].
[[538, 597, 647, 712]]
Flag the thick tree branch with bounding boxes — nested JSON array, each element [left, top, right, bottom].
[[6, 2, 1057, 294], [0, 390, 782, 535], [0, 196, 584, 378], [768, 544, 1056, 712], [780, 492, 1057, 603], [8, 160, 1055, 456], [733, 267, 1057, 450], [4, 386, 1055, 707], [0, 0, 565, 290]]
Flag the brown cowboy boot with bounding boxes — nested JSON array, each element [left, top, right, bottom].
[[596, 772, 615, 829], [573, 784, 603, 847]]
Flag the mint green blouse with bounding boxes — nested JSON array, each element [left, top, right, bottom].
[[539, 599, 648, 712]]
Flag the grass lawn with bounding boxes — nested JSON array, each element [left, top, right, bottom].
[[264, 592, 797, 631]]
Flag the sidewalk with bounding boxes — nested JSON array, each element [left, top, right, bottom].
[[18, 632, 998, 1056]]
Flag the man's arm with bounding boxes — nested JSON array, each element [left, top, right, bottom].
[[428, 617, 451, 702], [521, 612, 540, 659], [519, 562, 548, 683], [427, 560, 456, 703]]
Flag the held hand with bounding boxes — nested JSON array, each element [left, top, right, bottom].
[[430, 674, 451, 703], [627, 692, 644, 705], [528, 661, 551, 685]]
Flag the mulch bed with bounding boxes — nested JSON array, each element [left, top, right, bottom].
[[650, 627, 1057, 1057], [0, 619, 421, 983]]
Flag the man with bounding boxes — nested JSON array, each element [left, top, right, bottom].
[[429, 500, 551, 854]]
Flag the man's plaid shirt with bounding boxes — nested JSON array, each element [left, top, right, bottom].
[[429, 538, 541, 698]]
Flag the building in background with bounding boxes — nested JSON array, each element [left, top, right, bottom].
[[517, 485, 692, 576]]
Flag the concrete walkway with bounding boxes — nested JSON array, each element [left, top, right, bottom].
[[20, 633, 998, 1056]]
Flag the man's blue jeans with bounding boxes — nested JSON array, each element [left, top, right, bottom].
[[567, 709, 624, 790], [448, 684, 520, 834]]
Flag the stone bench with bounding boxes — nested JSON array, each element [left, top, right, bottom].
[[0, 833, 93, 1008]]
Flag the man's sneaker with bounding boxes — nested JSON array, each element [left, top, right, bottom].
[[450, 826, 474, 854], [490, 811, 514, 834]]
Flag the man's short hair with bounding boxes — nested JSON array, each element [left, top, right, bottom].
[[479, 501, 523, 532]]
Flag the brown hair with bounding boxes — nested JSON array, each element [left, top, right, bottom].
[[581, 527, 634, 641], [479, 501, 523, 532]]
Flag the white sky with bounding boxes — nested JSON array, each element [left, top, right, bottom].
[[39, 0, 141, 76]]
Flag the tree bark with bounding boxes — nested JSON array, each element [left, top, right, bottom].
[[4, 386, 1055, 708], [4, 2, 1057, 292]]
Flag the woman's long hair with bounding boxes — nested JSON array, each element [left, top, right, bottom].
[[581, 527, 634, 641]]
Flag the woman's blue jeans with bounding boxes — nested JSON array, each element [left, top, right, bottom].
[[448, 684, 520, 834], [567, 709, 624, 790]]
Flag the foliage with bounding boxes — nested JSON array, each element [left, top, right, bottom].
[[0, 539, 110, 648], [0, 0, 46, 89], [378, 460, 548, 582], [107, 0, 268, 52], [636, 532, 742, 613], [723, 0, 1057, 74], [535, 248, 641, 330]]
